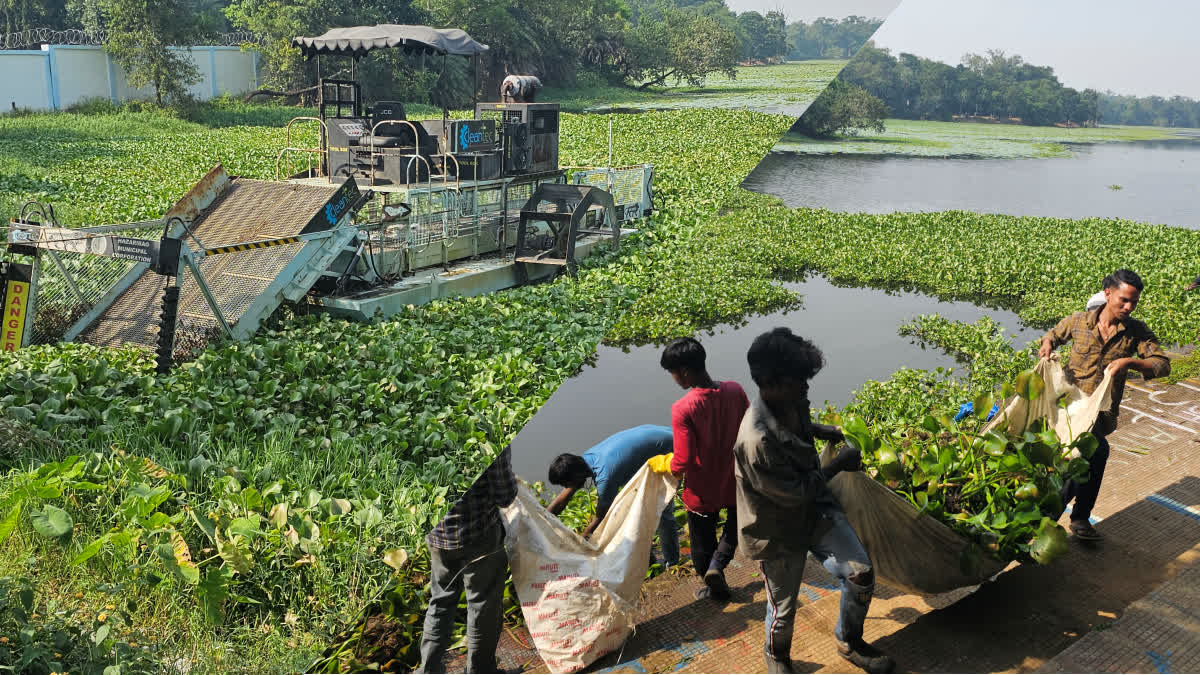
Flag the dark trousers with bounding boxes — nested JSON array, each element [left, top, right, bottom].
[[1060, 434, 1110, 524], [418, 527, 508, 674], [686, 506, 738, 575]]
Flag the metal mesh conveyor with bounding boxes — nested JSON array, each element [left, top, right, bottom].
[[78, 179, 347, 351]]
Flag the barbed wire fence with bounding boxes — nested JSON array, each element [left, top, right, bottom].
[[1, 28, 263, 51]]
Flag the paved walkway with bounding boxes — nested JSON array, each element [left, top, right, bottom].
[[468, 371, 1200, 674]]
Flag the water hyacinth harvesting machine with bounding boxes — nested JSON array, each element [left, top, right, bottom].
[[2, 25, 654, 372]]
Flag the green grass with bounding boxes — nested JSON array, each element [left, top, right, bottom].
[[771, 118, 1194, 159]]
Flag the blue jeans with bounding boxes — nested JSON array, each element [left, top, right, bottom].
[[760, 505, 873, 657], [418, 526, 509, 674], [657, 503, 681, 566]]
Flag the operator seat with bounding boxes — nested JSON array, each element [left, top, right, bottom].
[[359, 100, 414, 148]]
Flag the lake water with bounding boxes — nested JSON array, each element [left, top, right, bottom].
[[741, 140, 1200, 228], [510, 275, 1041, 482]]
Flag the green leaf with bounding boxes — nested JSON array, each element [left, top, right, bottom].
[[228, 517, 261, 539], [31, 505, 73, 540], [0, 504, 21, 544], [93, 623, 111, 645], [1024, 441, 1056, 467], [876, 445, 905, 482], [981, 431, 1008, 457], [1073, 433, 1099, 460], [1014, 369, 1045, 401], [973, 393, 993, 419], [330, 498, 352, 516], [1029, 518, 1069, 564], [197, 567, 232, 625], [189, 509, 217, 544], [73, 534, 110, 565]]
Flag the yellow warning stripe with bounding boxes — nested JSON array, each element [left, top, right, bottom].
[[203, 236, 301, 256]]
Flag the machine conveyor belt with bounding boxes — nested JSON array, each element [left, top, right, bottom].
[[77, 179, 349, 350]]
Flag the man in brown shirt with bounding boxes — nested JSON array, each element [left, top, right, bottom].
[[1039, 269, 1170, 541]]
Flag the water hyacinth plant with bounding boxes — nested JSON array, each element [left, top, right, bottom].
[[826, 365, 1095, 567]]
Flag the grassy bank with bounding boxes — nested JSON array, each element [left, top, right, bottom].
[[771, 118, 1194, 158]]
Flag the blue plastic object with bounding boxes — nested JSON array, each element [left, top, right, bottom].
[[955, 401, 1001, 423], [954, 402, 974, 422]]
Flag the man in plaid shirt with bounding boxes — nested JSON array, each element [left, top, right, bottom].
[[1039, 269, 1170, 541], [419, 446, 518, 673]]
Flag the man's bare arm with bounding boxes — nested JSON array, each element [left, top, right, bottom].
[[581, 510, 605, 539], [546, 487, 577, 516]]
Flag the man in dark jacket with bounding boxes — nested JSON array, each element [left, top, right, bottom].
[[733, 328, 893, 674], [418, 447, 518, 674]]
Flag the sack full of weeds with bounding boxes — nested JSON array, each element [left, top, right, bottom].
[[819, 359, 1113, 595], [501, 464, 677, 673]]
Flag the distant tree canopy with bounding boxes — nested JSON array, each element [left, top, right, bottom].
[[1098, 92, 1200, 128], [734, 10, 787, 63], [7, 0, 812, 107], [786, 16, 882, 60], [838, 44, 1101, 127], [790, 78, 886, 138]]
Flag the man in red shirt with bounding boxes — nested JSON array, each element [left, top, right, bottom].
[[661, 337, 750, 601]]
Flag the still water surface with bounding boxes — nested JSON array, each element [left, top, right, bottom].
[[510, 275, 1043, 482], [741, 140, 1200, 228]]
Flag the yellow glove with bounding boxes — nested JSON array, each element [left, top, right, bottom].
[[647, 454, 673, 474]]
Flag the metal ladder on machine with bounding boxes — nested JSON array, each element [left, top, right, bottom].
[[513, 183, 619, 285], [6, 165, 370, 372]]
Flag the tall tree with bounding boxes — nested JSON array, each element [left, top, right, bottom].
[[791, 77, 887, 138], [103, 0, 201, 105]]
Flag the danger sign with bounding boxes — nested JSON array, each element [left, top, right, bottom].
[[2, 264, 32, 352]]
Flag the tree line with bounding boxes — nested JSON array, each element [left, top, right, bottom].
[[786, 16, 882, 60], [1098, 92, 1200, 128], [6, 0, 885, 109], [838, 44, 1102, 127]]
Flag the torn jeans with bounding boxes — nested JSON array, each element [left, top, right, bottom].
[[760, 504, 873, 656]]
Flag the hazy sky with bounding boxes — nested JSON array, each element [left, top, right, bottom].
[[870, 0, 1200, 98], [724, 0, 898, 22]]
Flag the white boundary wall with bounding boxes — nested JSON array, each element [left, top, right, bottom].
[[0, 44, 259, 112]]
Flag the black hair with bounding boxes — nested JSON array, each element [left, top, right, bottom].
[[1100, 274, 1117, 290], [660, 337, 706, 372], [746, 327, 825, 389], [549, 453, 591, 487], [1109, 269, 1144, 292]]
